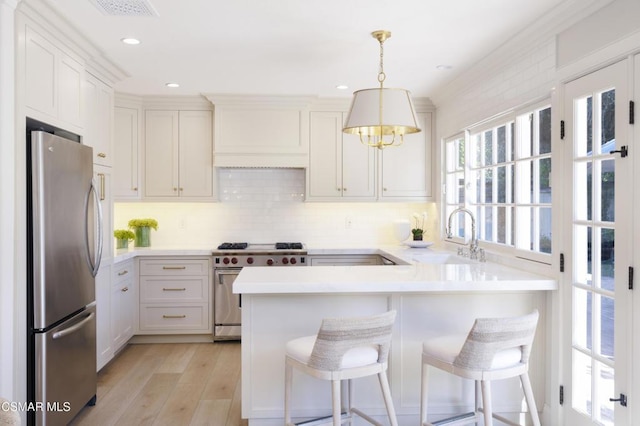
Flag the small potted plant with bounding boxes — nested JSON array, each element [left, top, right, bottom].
[[128, 218, 159, 247], [411, 212, 428, 241], [113, 229, 135, 250]]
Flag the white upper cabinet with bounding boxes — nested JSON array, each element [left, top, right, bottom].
[[207, 95, 313, 167], [144, 110, 214, 200], [307, 111, 376, 200], [379, 111, 434, 200], [23, 24, 84, 132], [84, 73, 114, 166], [113, 106, 140, 200]]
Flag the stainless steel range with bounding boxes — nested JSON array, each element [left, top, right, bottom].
[[212, 242, 307, 340]]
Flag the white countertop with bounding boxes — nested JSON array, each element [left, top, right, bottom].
[[234, 246, 557, 294], [113, 246, 214, 263]]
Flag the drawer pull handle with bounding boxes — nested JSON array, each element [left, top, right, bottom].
[[97, 152, 106, 158], [117, 270, 129, 276], [162, 266, 187, 270], [122, 287, 129, 292], [162, 287, 186, 291], [163, 315, 186, 319]]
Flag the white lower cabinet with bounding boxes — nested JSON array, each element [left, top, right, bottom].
[[138, 258, 211, 334], [95, 262, 112, 371], [111, 261, 135, 352]]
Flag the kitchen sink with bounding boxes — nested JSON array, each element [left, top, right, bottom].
[[410, 253, 477, 265]]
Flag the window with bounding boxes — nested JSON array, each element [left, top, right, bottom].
[[444, 103, 552, 259]]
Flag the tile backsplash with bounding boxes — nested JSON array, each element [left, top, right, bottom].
[[114, 168, 437, 248]]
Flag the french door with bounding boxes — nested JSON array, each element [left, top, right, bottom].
[[562, 60, 632, 425]]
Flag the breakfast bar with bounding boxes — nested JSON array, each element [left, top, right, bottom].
[[234, 248, 557, 426]]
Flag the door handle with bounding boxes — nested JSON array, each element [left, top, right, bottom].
[[609, 393, 627, 406], [53, 312, 95, 339], [97, 173, 105, 201], [610, 146, 628, 157]]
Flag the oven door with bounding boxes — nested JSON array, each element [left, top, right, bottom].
[[213, 268, 242, 340]]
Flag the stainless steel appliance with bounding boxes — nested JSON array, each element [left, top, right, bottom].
[[212, 243, 307, 340], [26, 119, 103, 426]]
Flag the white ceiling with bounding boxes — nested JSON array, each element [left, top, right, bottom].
[[46, 0, 570, 98]]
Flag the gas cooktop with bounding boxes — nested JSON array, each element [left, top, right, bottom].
[[216, 242, 304, 251]]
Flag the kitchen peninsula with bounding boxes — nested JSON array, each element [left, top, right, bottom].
[[235, 247, 557, 426]]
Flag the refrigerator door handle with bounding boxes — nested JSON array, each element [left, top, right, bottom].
[[52, 312, 96, 340], [84, 179, 103, 277]]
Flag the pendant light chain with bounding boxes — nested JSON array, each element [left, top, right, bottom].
[[377, 38, 386, 88]]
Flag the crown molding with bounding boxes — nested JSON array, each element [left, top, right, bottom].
[[204, 94, 318, 109]]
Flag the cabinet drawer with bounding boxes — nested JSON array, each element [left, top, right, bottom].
[[139, 259, 209, 276], [139, 305, 208, 331], [140, 276, 208, 303], [114, 262, 134, 283]]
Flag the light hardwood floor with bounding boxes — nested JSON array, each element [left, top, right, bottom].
[[70, 342, 247, 426]]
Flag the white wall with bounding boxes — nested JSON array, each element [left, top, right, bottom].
[[114, 168, 438, 248], [0, 0, 18, 401]]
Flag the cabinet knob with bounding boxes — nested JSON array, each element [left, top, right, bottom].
[[97, 152, 106, 158], [173, 187, 178, 191], [121, 287, 129, 292], [179, 187, 184, 191], [132, 187, 138, 191], [383, 187, 388, 191], [343, 188, 347, 191], [337, 188, 341, 192]]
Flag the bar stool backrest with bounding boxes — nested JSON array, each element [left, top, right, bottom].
[[453, 310, 539, 371], [308, 310, 397, 371]]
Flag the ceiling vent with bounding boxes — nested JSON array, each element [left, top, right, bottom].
[[90, 0, 159, 16]]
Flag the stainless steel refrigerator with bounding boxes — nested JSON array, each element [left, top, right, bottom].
[[26, 119, 103, 425]]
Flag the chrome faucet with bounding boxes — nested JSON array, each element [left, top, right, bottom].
[[446, 207, 482, 260]]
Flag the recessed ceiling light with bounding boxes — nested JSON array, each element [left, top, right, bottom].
[[165, 82, 180, 88], [436, 64, 452, 70], [336, 85, 349, 90], [121, 37, 141, 45]]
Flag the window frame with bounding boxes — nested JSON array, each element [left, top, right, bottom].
[[443, 99, 553, 265]]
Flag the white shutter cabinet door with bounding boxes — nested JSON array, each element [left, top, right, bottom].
[[178, 111, 213, 197], [341, 128, 376, 199], [24, 26, 57, 119], [380, 111, 433, 200], [145, 110, 180, 197], [84, 74, 113, 166], [308, 111, 343, 198], [113, 107, 140, 199]]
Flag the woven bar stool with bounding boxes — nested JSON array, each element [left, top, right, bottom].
[[284, 310, 398, 426], [420, 310, 540, 426]]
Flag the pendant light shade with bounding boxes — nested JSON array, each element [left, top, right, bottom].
[[343, 30, 421, 149]]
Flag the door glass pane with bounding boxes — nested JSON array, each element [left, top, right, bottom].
[[600, 228, 615, 291], [574, 287, 592, 350], [601, 89, 615, 152], [596, 362, 615, 425], [539, 107, 552, 154], [600, 159, 615, 222], [574, 161, 592, 221], [539, 207, 552, 253], [598, 294, 614, 359], [575, 96, 593, 157], [574, 225, 592, 287], [539, 158, 551, 200], [572, 349, 593, 416]]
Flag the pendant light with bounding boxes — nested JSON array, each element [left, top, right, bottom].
[[343, 30, 421, 149]]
